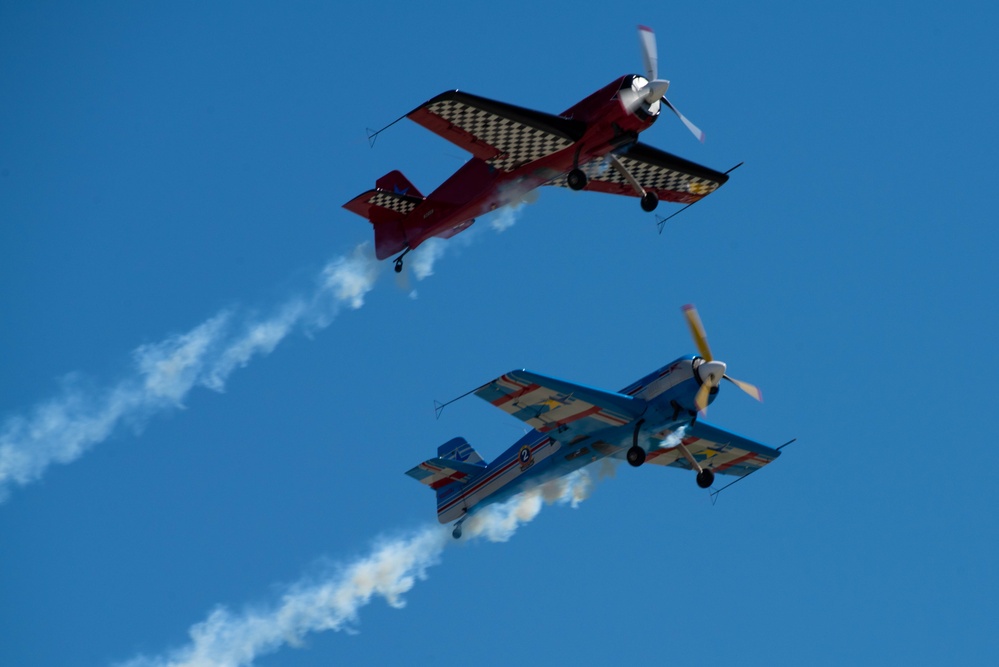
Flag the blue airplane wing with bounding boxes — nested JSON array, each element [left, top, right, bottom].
[[474, 370, 646, 442], [640, 419, 781, 477]]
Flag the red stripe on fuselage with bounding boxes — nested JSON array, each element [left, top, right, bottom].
[[437, 437, 550, 514]]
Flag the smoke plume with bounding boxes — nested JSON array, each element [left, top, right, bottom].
[[1, 194, 543, 502], [0, 243, 387, 502], [116, 470, 593, 667]]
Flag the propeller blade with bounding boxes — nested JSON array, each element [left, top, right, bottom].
[[638, 25, 658, 81], [724, 375, 763, 402], [663, 97, 705, 143], [682, 304, 713, 360], [694, 380, 713, 414]]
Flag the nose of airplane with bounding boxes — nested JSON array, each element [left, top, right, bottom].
[[698, 360, 727, 384]]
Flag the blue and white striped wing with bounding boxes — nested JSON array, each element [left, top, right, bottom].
[[473, 370, 644, 443], [643, 420, 781, 477]]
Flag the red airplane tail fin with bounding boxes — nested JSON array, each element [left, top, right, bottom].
[[343, 170, 426, 260]]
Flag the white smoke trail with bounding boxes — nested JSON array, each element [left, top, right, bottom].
[[407, 238, 448, 281], [404, 189, 541, 285], [489, 184, 540, 233], [116, 470, 593, 667], [463, 469, 593, 542], [1, 185, 546, 501], [489, 206, 520, 232], [0, 243, 390, 502]]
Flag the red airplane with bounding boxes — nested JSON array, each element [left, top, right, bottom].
[[345, 26, 733, 272]]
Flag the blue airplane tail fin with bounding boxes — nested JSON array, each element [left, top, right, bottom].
[[405, 437, 487, 523], [436, 436, 485, 465]]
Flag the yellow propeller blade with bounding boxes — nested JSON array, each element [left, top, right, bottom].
[[725, 375, 763, 402], [694, 379, 713, 414], [682, 304, 713, 360]]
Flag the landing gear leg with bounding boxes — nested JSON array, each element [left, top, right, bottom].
[[675, 440, 715, 489], [608, 154, 659, 213]]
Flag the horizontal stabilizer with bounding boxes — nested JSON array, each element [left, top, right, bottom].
[[342, 188, 423, 222], [405, 457, 485, 490], [406, 436, 487, 490], [343, 170, 427, 260]]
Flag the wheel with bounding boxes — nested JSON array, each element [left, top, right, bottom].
[[394, 259, 403, 273], [626, 445, 646, 467], [640, 192, 659, 212], [567, 168, 588, 191], [452, 525, 463, 539], [696, 469, 715, 489]]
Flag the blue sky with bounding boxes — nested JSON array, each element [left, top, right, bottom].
[[2, 2, 998, 665]]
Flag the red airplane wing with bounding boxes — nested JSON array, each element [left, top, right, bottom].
[[408, 90, 586, 172], [545, 141, 730, 204]]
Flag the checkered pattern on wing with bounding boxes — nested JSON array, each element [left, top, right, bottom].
[[427, 99, 572, 172], [368, 191, 419, 215], [545, 156, 719, 195], [615, 154, 720, 194]]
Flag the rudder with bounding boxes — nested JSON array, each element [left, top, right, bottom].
[[342, 170, 426, 260], [405, 437, 487, 524], [376, 170, 424, 198], [437, 436, 485, 465]]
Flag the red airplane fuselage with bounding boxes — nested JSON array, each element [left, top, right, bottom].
[[402, 75, 656, 251]]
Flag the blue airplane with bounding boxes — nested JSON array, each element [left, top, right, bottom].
[[407, 305, 784, 538]]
